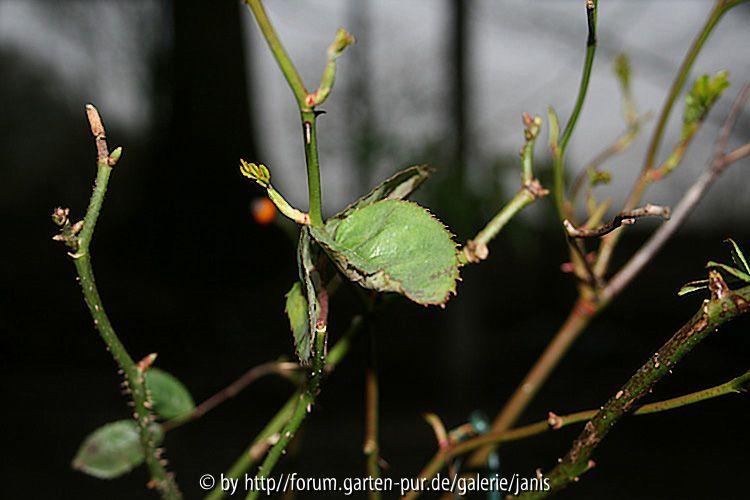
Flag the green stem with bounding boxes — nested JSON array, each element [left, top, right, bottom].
[[403, 369, 749, 500], [205, 316, 363, 500], [247, 329, 327, 500], [553, 0, 597, 219], [301, 111, 324, 226], [461, 114, 547, 264], [63, 106, 181, 499], [460, 188, 540, 265], [243, 0, 308, 108], [642, 0, 729, 174], [243, 0, 330, 226], [519, 280, 750, 499], [204, 393, 298, 500]]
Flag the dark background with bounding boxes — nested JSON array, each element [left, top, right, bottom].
[[1, 1, 749, 499]]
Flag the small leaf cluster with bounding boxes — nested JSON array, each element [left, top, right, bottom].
[[682, 71, 730, 138]]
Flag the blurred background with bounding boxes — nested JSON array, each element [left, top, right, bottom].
[[1, 0, 749, 498]]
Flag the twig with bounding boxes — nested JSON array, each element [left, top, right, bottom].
[[162, 361, 301, 432], [402, 369, 750, 500], [247, 328, 327, 500], [467, 82, 749, 469], [569, 112, 651, 204], [593, 0, 741, 278], [552, 0, 597, 218], [204, 394, 299, 500], [462, 114, 548, 264], [53, 105, 181, 499], [517, 279, 750, 498], [205, 315, 364, 500], [563, 204, 671, 239], [603, 83, 750, 302], [244, 0, 353, 227]]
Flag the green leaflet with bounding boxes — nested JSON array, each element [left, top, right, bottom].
[[72, 420, 164, 479], [145, 368, 195, 421], [285, 281, 310, 362], [310, 199, 459, 306]]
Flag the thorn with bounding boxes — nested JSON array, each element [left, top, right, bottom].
[[547, 411, 563, 430]]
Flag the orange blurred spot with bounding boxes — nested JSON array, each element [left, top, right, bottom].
[[252, 198, 276, 225]]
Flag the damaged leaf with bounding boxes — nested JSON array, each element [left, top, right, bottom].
[[310, 199, 459, 306], [72, 420, 164, 479], [327, 165, 433, 232]]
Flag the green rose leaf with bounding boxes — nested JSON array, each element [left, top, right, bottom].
[[72, 420, 164, 479], [145, 367, 195, 420], [285, 281, 311, 362], [311, 199, 459, 306]]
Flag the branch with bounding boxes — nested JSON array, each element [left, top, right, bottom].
[[246, 327, 327, 500], [518, 279, 750, 498], [205, 315, 364, 500], [162, 361, 301, 432], [593, 0, 741, 278], [563, 204, 671, 239], [467, 82, 749, 469], [402, 370, 749, 500], [552, 0, 598, 219], [603, 82, 750, 302], [461, 113, 548, 264], [53, 105, 181, 499]]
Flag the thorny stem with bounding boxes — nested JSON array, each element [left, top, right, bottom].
[[301, 111, 324, 226], [229, 3, 356, 494], [206, 316, 363, 500], [402, 370, 749, 500], [552, 0, 597, 219], [593, 0, 741, 278], [518, 281, 750, 499], [468, 82, 750, 469], [204, 394, 299, 500], [59, 105, 181, 499], [244, 0, 345, 226], [247, 329, 327, 500]]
